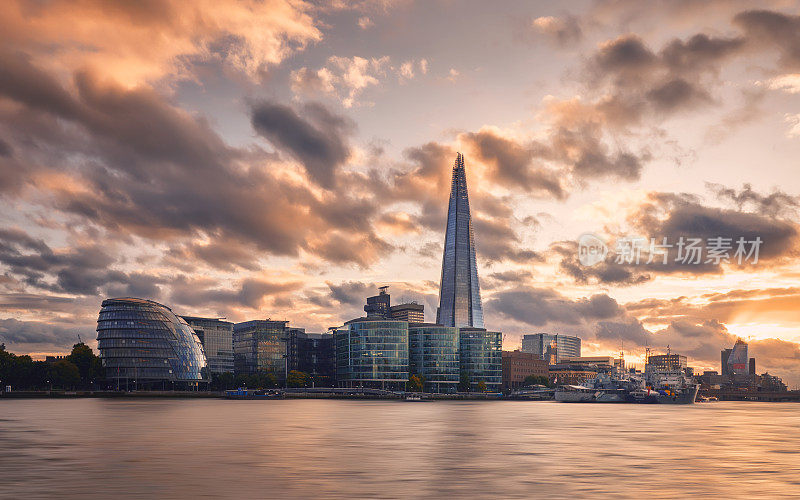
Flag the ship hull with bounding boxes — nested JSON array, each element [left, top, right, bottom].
[[554, 390, 595, 402]]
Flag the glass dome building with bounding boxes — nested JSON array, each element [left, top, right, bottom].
[[96, 297, 208, 390]]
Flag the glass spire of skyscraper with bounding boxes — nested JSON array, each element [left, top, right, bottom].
[[436, 152, 484, 328]]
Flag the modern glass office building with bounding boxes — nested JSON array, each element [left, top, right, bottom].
[[334, 319, 409, 390], [181, 316, 234, 374], [727, 338, 749, 376], [521, 333, 581, 363], [459, 328, 502, 389], [408, 323, 460, 392], [96, 297, 207, 389], [233, 320, 288, 376], [437, 153, 484, 328], [287, 330, 336, 386]]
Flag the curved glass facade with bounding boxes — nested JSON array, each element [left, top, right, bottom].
[[335, 319, 408, 389], [96, 298, 207, 388], [459, 328, 502, 389], [409, 324, 459, 392]]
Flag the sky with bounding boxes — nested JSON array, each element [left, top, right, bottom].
[[1, 0, 800, 386]]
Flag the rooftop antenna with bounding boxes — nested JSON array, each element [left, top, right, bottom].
[[78, 334, 82, 344]]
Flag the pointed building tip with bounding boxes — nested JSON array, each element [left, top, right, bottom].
[[454, 151, 464, 169]]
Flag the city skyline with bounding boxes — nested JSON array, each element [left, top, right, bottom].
[[1, 1, 800, 386]]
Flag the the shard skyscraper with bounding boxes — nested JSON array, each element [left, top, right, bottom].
[[436, 152, 484, 328]]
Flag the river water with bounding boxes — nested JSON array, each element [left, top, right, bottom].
[[1, 399, 798, 499]]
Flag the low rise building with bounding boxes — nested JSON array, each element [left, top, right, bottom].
[[502, 350, 549, 390]]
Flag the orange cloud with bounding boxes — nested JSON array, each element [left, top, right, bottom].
[[0, 0, 321, 87]]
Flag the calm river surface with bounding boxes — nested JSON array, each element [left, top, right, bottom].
[[1, 399, 799, 499]]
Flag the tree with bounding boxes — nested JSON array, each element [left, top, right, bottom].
[[66, 342, 103, 388], [458, 371, 471, 392], [49, 360, 81, 389], [211, 372, 236, 391], [523, 375, 550, 387], [476, 380, 487, 392], [408, 374, 425, 392], [286, 370, 310, 388]]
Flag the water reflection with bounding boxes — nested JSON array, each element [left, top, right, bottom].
[[1, 399, 799, 498]]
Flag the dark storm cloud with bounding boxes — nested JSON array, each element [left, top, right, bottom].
[[251, 101, 354, 188]]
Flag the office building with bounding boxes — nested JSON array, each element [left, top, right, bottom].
[[334, 318, 409, 390], [521, 333, 581, 363], [647, 353, 687, 371], [96, 297, 207, 389], [502, 350, 549, 390], [233, 320, 288, 377], [389, 302, 425, 323], [727, 339, 749, 376], [364, 286, 391, 317], [459, 328, 502, 390], [437, 153, 484, 328], [408, 323, 460, 392], [181, 316, 234, 374], [721, 348, 732, 376], [287, 330, 335, 386], [749, 357, 756, 375]]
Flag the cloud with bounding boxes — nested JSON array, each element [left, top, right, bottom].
[[358, 16, 374, 29], [169, 276, 302, 310], [0, 55, 393, 268], [251, 101, 354, 188], [734, 9, 800, 71], [486, 282, 800, 384], [0, 0, 322, 86], [291, 55, 429, 105], [486, 286, 625, 327], [532, 15, 583, 46], [291, 55, 390, 107], [707, 183, 799, 217], [0, 317, 90, 347], [585, 33, 744, 119], [461, 129, 566, 197]]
